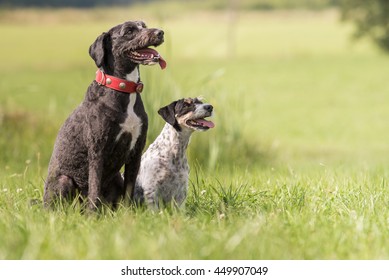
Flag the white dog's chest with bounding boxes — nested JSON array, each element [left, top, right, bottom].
[[137, 141, 190, 206], [154, 161, 189, 205]]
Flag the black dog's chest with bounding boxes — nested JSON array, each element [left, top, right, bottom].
[[108, 95, 145, 153], [116, 94, 143, 147], [92, 88, 145, 143], [83, 90, 145, 162]]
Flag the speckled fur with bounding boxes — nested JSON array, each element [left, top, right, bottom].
[[134, 98, 214, 209], [44, 21, 164, 210]]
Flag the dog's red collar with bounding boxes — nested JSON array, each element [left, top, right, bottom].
[[95, 69, 144, 94]]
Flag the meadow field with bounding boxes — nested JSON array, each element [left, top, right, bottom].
[[1, 4, 389, 259]]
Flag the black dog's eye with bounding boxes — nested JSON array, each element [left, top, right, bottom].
[[137, 21, 147, 28], [121, 24, 138, 36], [183, 102, 191, 108], [126, 27, 136, 34]]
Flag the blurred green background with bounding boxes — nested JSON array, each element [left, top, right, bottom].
[[1, 0, 388, 175]]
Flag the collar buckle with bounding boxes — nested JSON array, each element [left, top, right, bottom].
[[135, 83, 144, 94]]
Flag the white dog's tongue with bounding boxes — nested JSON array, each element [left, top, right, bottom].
[[197, 119, 215, 128]]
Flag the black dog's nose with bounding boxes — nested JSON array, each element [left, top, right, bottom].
[[203, 104, 213, 112], [155, 29, 164, 40]]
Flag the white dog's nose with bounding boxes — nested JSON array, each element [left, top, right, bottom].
[[203, 104, 213, 113]]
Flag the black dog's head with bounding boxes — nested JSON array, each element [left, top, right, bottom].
[[158, 98, 215, 132], [89, 20, 166, 76]]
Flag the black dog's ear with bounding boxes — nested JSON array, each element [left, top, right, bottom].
[[89, 32, 109, 69], [158, 101, 181, 131]]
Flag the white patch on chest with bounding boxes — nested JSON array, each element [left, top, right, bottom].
[[116, 94, 142, 150], [126, 69, 139, 83], [115, 68, 142, 150]]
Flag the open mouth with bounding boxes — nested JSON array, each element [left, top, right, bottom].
[[186, 118, 215, 130], [128, 48, 167, 69]]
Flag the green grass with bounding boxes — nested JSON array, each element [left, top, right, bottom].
[[1, 6, 389, 259]]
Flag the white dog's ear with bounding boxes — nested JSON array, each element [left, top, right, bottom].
[[158, 101, 181, 131]]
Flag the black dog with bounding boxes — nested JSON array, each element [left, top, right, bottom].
[[44, 20, 166, 210]]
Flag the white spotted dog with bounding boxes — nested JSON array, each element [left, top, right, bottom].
[[134, 97, 215, 209]]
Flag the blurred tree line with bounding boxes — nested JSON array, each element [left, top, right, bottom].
[[340, 0, 389, 52], [0, 0, 147, 8], [0, 0, 338, 9], [1, 0, 388, 52]]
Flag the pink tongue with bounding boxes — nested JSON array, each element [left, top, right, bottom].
[[158, 56, 167, 70], [138, 48, 167, 70], [197, 119, 215, 128]]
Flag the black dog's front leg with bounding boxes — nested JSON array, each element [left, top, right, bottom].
[[124, 152, 141, 201], [86, 111, 108, 211], [124, 113, 148, 202], [88, 151, 104, 210], [124, 128, 147, 201]]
